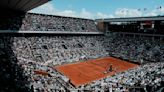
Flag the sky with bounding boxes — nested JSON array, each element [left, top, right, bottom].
[[30, 0, 164, 19]]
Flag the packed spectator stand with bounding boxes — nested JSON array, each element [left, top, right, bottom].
[[0, 13, 98, 32], [0, 13, 163, 92]]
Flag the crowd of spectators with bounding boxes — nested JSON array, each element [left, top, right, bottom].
[[0, 33, 163, 92], [0, 13, 98, 32], [0, 34, 108, 92], [0, 36, 31, 92], [12, 35, 108, 65], [77, 62, 164, 92], [0, 12, 163, 91], [103, 35, 164, 63]]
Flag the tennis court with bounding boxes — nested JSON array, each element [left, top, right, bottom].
[[55, 57, 138, 87]]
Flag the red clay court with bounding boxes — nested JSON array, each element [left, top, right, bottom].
[[55, 57, 138, 87]]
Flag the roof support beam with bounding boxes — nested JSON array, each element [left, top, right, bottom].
[[96, 17, 164, 22], [0, 0, 50, 12], [23, 0, 41, 11]]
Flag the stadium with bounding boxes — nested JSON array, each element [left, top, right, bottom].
[[0, 0, 164, 92]]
